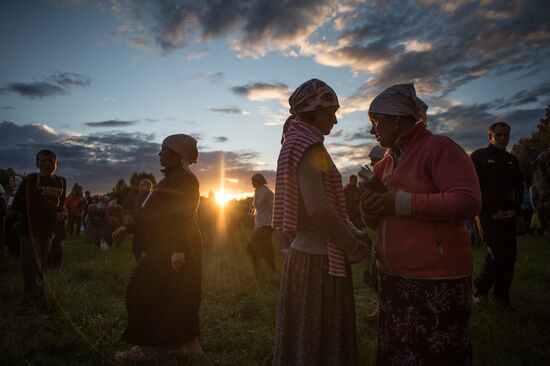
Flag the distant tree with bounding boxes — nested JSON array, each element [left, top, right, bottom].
[[512, 105, 550, 183], [112, 178, 130, 207], [71, 182, 83, 193], [0, 169, 11, 188], [0, 168, 19, 189]]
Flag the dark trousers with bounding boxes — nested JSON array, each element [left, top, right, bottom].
[[67, 214, 81, 235], [474, 216, 517, 304], [19, 234, 51, 307], [48, 237, 63, 268], [246, 226, 276, 274], [0, 216, 5, 260]]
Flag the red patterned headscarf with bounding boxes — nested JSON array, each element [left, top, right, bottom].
[[281, 79, 340, 144]]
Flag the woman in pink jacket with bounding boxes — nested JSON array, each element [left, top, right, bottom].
[[361, 84, 481, 366]]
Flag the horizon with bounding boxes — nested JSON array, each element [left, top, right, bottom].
[[1, 0, 549, 198]]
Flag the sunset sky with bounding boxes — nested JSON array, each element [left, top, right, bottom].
[[1, 0, 549, 198]]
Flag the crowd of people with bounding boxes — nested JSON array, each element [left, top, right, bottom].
[[0, 78, 549, 366]]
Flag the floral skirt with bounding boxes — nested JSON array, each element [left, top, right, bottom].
[[376, 272, 472, 366]]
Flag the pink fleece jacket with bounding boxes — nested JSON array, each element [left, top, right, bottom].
[[366, 123, 482, 279]]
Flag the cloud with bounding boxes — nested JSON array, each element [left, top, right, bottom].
[[334, 0, 550, 95], [345, 131, 373, 141], [214, 136, 228, 142], [2, 106, 14, 110], [0, 82, 68, 99], [208, 107, 249, 115], [128, 36, 151, 49], [0, 71, 92, 99], [496, 81, 550, 109], [100, 0, 549, 101], [46, 71, 92, 88], [85, 119, 138, 127], [190, 71, 224, 84], [231, 81, 289, 102], [186, 50, 209, 60], [102, 0, 342, 56], [429, 104, 544, 151], [1, 120, 269, 195]]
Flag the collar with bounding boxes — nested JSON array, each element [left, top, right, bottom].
[[488, 143, 507, 153], [161, 164, 180, 176], [388, 122, 429, 166]]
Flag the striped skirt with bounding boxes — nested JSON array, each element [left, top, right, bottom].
[[273, 248, 358, 366], [376, 272, 472, 366]]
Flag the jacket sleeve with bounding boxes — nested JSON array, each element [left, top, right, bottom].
[[11, 176, 30, 218], [511, 155, 524, 211], [409, 139, 482, 221]]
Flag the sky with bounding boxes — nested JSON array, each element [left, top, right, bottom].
[[1, 0, 549, 198]]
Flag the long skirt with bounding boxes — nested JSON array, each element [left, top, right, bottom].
[[273, 248, 357, 366], [376, 272, 472, 366], [121, 244, 202, 346]]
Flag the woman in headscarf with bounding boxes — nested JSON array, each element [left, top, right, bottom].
[[112, 134, 203, 362], [361, 84, 481, 365], [272, 79, 370, 366]]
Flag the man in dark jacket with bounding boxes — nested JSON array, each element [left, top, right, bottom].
[[471, 122, 523, 306]]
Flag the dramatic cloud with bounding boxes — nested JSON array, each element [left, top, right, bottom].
[[0, 121, 269, 195], [208, 107, 249, 115], [231, 82, 289, 102], [101, 0, 549, 100], [332, 0, 550, 95], [85, 119, 138, 127], [0, 82, 67, 99]]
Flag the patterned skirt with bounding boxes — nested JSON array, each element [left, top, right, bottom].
[[121, 244, 202, 347], [273, 248, 357, 366], [376, 272, 472, 366]]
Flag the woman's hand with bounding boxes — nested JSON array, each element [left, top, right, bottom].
[[360, 188, 397, 217], [348, 240, 369, 264], [112, 226, 128, 241], [171, 252, 186, 272]]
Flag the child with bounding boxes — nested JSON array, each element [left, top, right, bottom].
[[12, 149, 66, 311]]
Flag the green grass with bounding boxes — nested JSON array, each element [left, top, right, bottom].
[[1, 229, 549, 365]]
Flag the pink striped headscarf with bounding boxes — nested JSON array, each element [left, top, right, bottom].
[[273, 119, 351, 277]]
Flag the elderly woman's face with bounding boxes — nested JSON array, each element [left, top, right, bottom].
[[159, 144, 181, 168], [312, 106, 339, 135], [370, 114, 400, 148]]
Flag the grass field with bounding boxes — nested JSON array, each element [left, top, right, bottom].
[[0, 226, 549, 365]]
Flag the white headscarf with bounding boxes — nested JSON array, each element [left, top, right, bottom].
[[369, 83, 428, 124], [163, 134, 198, 168]]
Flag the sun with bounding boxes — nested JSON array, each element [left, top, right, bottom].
[[215, 191, 231, 207]]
